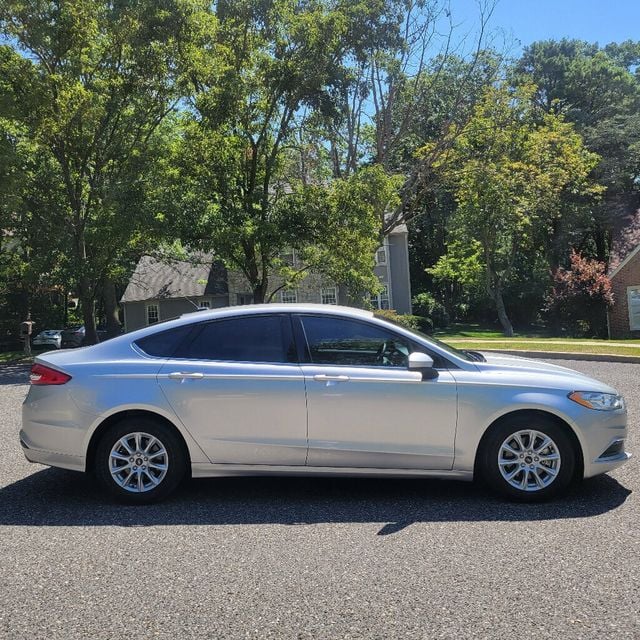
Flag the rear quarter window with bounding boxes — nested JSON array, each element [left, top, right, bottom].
[[134, 325, 194, 357]]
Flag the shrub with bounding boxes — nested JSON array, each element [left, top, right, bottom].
[[411, 292, 450, 328], [373, 309, 423, 331], [545, 250, 613, 337]]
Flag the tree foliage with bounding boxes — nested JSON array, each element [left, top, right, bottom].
[[429, 84, 601, 335], [162, 0, 403, 302], [0, 0, 215, 340], [546, 250, 614, 337]]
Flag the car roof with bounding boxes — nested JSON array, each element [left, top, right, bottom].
[[179, 303, 374, 321], [42, 302, 476, 371]]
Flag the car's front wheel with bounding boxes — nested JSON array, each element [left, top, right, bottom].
[[480, 414, 577, 501], [94, 418, 187, 504]]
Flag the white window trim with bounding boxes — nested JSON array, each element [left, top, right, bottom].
[[321, 286, 337, 305], [199, 299, 211, 308], [375, 245, 387, 265], [145, 302, 159, 326], [281, 247, 296, 267], [370, 285, 390, 310], [627, 286, 640, 330], [281, 289, 298, 303]]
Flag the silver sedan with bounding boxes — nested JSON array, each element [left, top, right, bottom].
[[32, 329, 62, 350], [21, 304, 630, 504]]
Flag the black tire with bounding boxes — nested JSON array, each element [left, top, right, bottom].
[[94, 417, 188, 504], [479, 414, 577, 502]]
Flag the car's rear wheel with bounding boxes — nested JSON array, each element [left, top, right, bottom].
[[480, 414, 577, 501], [94, 417, 187, 504]]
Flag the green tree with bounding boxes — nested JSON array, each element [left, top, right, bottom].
[[164, 0, 398, 302], [429, 84, 601, 336], [0, 0, 215, 342], [513, 39, 640, 259]]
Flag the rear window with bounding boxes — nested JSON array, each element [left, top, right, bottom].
[[134, 325, 194, 357]]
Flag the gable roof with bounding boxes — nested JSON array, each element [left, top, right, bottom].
[[609, 205, 640, 279], [120, 254, 228, 303]]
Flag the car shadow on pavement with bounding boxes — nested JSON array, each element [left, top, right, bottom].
[[0, 467, 631, 534]]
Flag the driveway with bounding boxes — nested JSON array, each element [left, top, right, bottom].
[[0, 360, 638, 639]]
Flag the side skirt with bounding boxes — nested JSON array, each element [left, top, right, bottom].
[[191, 463, 473, 481]]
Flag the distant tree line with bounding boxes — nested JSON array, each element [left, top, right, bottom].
[[1, 1, 638, 342]]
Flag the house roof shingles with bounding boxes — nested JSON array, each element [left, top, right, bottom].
[[608, 206, 640, 277], [120, 255, 228, 303]]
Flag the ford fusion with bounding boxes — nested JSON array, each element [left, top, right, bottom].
[[21, 304, 630, 503]]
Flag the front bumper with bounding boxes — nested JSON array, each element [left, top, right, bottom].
[[584, 439, 632, 478], [579, 408, 631, 478]]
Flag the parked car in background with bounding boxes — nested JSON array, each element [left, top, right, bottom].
[[32, 329, 62, 350], [60, 326, 85, 348], [21, 304, 630, 504], [60, 326, 108, 348]]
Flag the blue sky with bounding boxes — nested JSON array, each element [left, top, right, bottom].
[[451, 0, 640, 51]]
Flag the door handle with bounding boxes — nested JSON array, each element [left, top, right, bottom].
[[313, 374, 350, 382], [168, 371, 204, 380]]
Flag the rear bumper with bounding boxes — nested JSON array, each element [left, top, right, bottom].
[[21, 385, 97, 471], [20, 432, 85, 472]]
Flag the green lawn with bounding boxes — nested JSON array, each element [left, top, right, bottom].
[[441, 338, 640, 357], [0, 351, 33, 364], [433, 323, 549, 339]]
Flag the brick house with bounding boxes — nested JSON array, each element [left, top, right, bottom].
[[607, 207, 640, 338], [120, 225, 412, 332]]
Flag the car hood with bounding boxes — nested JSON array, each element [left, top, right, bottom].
[[473, 351, 619, 394]]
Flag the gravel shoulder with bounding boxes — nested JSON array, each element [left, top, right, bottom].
[[0, 360, 638, 639]]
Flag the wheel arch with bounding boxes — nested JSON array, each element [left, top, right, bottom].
[[473, 408, 584, 480], [86, 409, 192, 476]]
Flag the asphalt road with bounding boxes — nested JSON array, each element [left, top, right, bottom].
[[0, 360, 638, 639]]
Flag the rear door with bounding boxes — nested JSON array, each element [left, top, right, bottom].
[[154, 314, 308, 465]]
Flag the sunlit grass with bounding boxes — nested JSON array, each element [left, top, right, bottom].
[[443, 340, 640, 356]]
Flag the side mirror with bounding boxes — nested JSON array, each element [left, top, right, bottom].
[[408, 352, 438, 380]]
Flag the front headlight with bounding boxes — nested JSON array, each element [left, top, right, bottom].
[[568, 391, 625, 411]]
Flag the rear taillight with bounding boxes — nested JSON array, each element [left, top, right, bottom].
[[30, 363, 71, 385]]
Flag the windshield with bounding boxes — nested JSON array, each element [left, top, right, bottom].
[[409, 327, 478, 362], [373, 314, 476, 362]]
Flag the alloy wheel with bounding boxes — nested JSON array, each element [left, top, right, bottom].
[[109, 432, 169, 493], [497, 429, 561, 492]]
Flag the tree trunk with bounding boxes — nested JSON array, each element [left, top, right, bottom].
[[79, 276, 98, 345], [252, 283, 267, 304], [103, 277, 122, 338], [494, 286, 514, 337]]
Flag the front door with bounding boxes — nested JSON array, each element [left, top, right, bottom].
[[158, 314, 307, 465], [296, 315, 457, 470]]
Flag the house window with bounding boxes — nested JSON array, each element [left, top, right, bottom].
[[370, 285, 390, 310], [321, 286, 337, 305], [199, 299, 211, 309], [627, 287, 640, 330], [281, 248, 296, 267], [281, 289, 298, 303], [146, 303, 159, 325], [375, 246, 387, 265]]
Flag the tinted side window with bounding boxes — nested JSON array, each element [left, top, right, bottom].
[[300, 316, 411, 367], [176, 315, 293, 363], [135, 325, 194, 357]]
